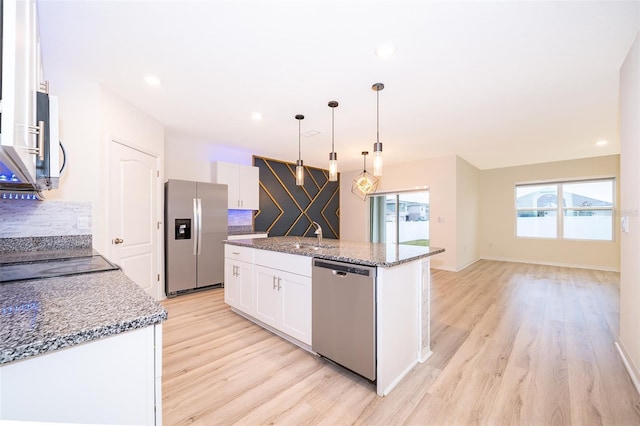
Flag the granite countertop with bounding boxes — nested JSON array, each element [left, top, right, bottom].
[[0, 269, 167, 365], [224, 236, 445, 267]]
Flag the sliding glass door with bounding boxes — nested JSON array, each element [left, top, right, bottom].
[[370, 191, 429, 246]]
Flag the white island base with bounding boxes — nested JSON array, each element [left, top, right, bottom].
[[376, 257, 432, 396]]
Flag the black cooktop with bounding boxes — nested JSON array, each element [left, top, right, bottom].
[[0, 255, 120, 283]]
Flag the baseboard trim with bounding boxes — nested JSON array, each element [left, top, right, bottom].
[[419, 349, 433, 363], [479, 256, 620, 273], [615, 340, 640, 395], [432, 257, 619, 273]]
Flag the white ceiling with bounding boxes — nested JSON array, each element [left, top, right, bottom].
[[37, 0, 639, 172]]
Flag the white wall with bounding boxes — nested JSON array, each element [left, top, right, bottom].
[[164, 132, 254, 182], [338, 168, 371, 242], [456, 156, 480, 269], [618, 32, 640, 393], [478, 155, 620, 270], [44, 67, 164, 255]]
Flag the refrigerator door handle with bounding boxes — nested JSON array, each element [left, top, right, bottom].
[[193, 198, 199, 255], [197, 198, 203, 255]]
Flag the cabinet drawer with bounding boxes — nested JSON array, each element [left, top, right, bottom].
[[253, 249, 311, 277], [225, 244, 253, 263]]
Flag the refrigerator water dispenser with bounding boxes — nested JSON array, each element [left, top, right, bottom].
[[175, 219, 191, 240]]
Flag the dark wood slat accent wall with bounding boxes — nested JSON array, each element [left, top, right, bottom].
[[253, 156, 340, 239]]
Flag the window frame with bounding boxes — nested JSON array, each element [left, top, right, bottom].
[[515, 177, 615, 242]]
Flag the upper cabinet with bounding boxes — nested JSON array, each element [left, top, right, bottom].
[[211, 161, 259, 210], [1, 0, 41, 183]]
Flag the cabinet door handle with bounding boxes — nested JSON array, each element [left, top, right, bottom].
[[277, 277, 282, 291], [272, 276, 278, 290], [27, 121, 45, 161]]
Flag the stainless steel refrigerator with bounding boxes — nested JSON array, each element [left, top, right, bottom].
[[165, 179, 228, 296]]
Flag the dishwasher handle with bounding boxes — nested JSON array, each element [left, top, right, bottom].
[[313, 260, 375, 277]]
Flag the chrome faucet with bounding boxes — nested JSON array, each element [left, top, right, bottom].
[[311, 221, 323, 246]]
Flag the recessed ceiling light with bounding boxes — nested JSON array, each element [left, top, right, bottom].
[[251, 112, 263, 121], [595, 140, 608, 146], [375, 42, 396, 59], [144, 75, 162, 86]]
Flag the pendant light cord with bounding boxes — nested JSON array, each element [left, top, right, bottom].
[[298, 120, 302, 161], [376, 90, 380, 144], [331, 108, 335, 152]]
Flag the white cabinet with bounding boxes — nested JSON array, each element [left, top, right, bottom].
[[224, 245, 254, 313], [254, 265, 279, 326], [224, 245, 312, 346], [254, 265, 312, 345], [1, 0, 42, 183], [253, 249, 312, 345], [212, 161, 259, 210], [0, 325, 161, 425]]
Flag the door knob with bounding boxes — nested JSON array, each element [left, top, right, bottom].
[[113, 238, 124, 244]]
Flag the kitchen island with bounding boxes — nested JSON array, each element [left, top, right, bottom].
[[224, 236, 444, 396], [0, 244, 167, 425]]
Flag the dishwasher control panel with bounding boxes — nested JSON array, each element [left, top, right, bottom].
[[312, 259, 375, 277]]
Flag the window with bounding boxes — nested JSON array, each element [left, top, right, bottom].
[[515, 178, 614, 241]]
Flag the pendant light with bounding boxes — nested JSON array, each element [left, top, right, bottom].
[[351, 151, 379, 200], [328, 101, 339, 182], [372, 82, 384, 177], [295, 114, 305, 186]]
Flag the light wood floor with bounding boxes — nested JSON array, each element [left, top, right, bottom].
[[161, 260, 640, 425]]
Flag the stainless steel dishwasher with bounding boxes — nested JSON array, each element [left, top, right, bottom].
[[312, 259, 377, 381]]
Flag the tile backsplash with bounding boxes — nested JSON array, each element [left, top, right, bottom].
[[228, 210, 252, 227], [0, 200, 92, 238]]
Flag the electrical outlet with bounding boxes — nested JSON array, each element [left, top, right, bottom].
[[76, 216, 90, 230]]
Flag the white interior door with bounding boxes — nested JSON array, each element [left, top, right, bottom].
[[109, 140, 160, 299]]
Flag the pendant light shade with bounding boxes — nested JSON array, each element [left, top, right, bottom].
[[328, 101, 339, 182], [372, 83, 384, 177], [295, 114, 304, 186], [351, 151, 379, 201]]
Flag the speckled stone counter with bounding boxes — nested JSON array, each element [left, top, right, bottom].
[[224, 236, 444, 267], [0, 269, 167, 365]]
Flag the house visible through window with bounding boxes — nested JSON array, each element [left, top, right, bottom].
[[515, 178, 614, 241]]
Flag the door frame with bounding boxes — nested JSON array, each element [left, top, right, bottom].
[[106, 136, 164, 300]]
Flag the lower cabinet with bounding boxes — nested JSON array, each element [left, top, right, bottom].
[[0, 325, 161, 425], [224, 257, 253, 313], [254, 265, 312, 345], [224, 245, 312, 347], [224, 245, 254, 313]]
